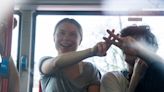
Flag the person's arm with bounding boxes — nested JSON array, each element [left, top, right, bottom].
[[104, 29, 164, 66], [41, 48, 93, 74], [8, 57, 20, 92], [134, 42, 164, 65], [119, 36, 164, 66], [117, 36, 164, 66], [127, 60, 148, 92], [128, 75, 140, 92], [41, 42, 108, 75]]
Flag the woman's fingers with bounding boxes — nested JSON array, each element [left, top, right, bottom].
[[104, 29, 140, 55], [104, 29, 138, 53], [104, 29, 123, 48], [106, 29, 121, 41]]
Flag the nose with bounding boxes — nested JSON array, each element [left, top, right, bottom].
[[63, 33, 72, 41]]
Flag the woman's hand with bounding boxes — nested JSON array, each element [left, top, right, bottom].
[[103, 29, 119, 48], [91, 29, 118, 56], [103, 29, 140, 56], [117, 36, 139, 56], [91, 42, 108, 56]]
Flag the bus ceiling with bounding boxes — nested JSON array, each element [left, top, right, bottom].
[[14, 0, 164, 15]]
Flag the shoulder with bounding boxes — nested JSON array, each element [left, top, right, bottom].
[[39, 56, 53, 67], [101, 71, 126, 92], [39, 56, 53, 74], [101, 71, 125, 85], [83, 62, 98, 70], [102, 71, 121, 81], [40, 56, 53, 62], [82, 62, 101, 83], [83, 62, 100, 75]]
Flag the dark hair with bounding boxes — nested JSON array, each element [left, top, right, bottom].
[[54, 18, 83, 41], [120, 25, 158, 51]]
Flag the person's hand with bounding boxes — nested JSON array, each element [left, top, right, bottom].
[[116, 36, 139, 56], [91, 29, 118, 56], [104, 30, 139, 56], [103, 29, 119, 48], [91, 42, 108, 56]]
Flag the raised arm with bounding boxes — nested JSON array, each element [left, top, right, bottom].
[[104, 29, 164, 66], [41, 48, 93, 74], [117, 36, 164, 65], [40, 42, 109, 75], [127, 59, 148, 92]]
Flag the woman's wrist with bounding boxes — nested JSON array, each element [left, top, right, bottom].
[[89, 48, 95, 57]]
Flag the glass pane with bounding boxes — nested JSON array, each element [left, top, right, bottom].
[[11, 14, 19, 66], [33, 15, 164, 92]]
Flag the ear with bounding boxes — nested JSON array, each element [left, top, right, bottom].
[[78, 38, 82, 45], [53, 34, 57, 43]]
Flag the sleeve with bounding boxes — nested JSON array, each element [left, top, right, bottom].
[[88, 62, 101, 86], [39, 56, 52, 75], [81, 62, 101, 86], [100, 72, 122, 92]]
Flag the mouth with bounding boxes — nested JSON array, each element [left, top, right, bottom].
[[60, 42, 72, 48]]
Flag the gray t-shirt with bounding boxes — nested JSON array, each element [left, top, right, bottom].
[[39, 57, 101, 92]]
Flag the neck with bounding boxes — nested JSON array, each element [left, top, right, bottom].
[[128, 64, 133, 74]]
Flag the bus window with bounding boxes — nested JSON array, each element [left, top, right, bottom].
[[33, 14, 164, 92], [33, 15, 125, 91], [11, 14, 19, 66]]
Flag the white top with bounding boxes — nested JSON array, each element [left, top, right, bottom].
[[101, 71, 129, 92]]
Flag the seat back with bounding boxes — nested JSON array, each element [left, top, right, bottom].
[[39, 80, 42, 92]]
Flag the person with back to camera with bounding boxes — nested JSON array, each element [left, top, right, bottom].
[[101, 25, 164, 92], [39, 18, 112, 92]]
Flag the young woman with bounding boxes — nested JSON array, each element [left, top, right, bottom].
[[39, 18, 109, 92]]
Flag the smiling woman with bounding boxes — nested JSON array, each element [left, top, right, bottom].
[[39, 18, 105, 92], [53, 18, 82, 53]]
